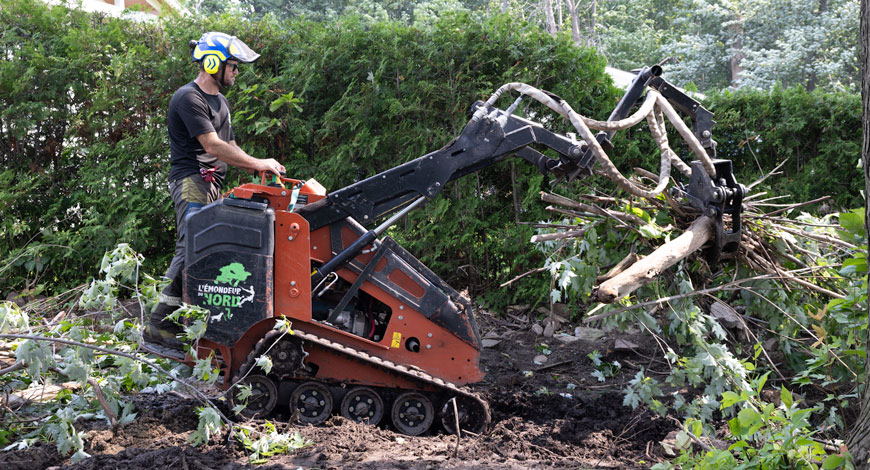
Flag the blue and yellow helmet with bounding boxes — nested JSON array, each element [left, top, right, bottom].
[[190, 32, 260, 75]]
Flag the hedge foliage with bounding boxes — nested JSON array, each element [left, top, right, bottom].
[[706, 87, 862, 209], [0, 0, 862, 308], [1, 0, 620, 307]]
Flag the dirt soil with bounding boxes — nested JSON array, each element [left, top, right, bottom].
[[0, 308, 676, 470]]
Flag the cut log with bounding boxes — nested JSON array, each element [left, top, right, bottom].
[[593, 216, 716, 303], [596, 252, 641, 283]]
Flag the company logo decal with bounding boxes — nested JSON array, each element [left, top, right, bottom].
[[196, 262, 254, 322]]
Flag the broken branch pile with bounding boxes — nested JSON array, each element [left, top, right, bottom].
[[535, 186, 847, 305], [485, 82, 851, 309]]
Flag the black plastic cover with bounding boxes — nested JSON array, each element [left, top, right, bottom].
[[183, 199, 275, 347]]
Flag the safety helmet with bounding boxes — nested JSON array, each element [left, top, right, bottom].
[[190, 32, 260, 75]]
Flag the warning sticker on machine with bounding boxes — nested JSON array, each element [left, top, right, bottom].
[[391, 332, 402, 348]]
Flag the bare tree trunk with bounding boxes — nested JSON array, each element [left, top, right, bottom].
[[502, 0, 508, 13], [565, 0, 581, 45], [728, 17, 745, 86], [846, 0, 870, 467], [806, 0, 829, 91], [588, 0, 597, 45], [543, 0, 557, 35]]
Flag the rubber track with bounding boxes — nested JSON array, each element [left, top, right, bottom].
[[234, 328, 491, 432]]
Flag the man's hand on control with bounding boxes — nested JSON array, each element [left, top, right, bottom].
[[253, 158, 286, 176]]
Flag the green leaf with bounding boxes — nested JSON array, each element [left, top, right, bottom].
[[720, 391, 742, 409], [255, 355, 273, 374], [687, 418, 702, 438], [737, 407, 760, 427], [728, 440, 750, 451], [780, 386, 794, 409], [638, 223, 663, 239], [838, 209, 865, 237], [822, 454, 844, 469]]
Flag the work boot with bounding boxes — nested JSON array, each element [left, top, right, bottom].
[[143, 301, 185, 351]]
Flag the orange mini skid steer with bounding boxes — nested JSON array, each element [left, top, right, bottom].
[[146, 65, 745, 436]]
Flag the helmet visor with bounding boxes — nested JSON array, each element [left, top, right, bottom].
[[228, 37, 260, 63]]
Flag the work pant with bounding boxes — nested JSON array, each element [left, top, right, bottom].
[[160, 175, 222, 304]]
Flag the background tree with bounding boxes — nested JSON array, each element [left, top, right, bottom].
[[846, 0, 870, 465]]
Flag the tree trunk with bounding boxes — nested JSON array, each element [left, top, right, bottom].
[[543, 0, 557, 36], [806, 0, 829, 91], [593, 216, 716, 303], [728, 16, 745, 86], [502, 0, 508, 13], [565, 0, 581, 45], [846, 0, 870, 467], [588, 0, 597, 45]]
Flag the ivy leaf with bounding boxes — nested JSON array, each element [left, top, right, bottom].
[[623, 390, 638, 409], [235, 384, 253, 403], [273, 317, 294, 334], [71, 449, 91, 464], [255, 355, 273, 374], [16, 339, 52, 378]]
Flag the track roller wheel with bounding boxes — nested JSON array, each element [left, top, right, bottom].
[[390, 392, 434, 436], [290, 381, 333, 424], [340, 387, 384, 425], [440, 396, 490, 436], [230, 374, 278, 419]]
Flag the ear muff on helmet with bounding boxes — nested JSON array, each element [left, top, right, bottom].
[[202, 54, 221, 74]]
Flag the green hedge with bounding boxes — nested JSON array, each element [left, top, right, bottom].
[[0, 0, 619, 307], [1, 0, 861, 308], [706, 87, 862, 209]]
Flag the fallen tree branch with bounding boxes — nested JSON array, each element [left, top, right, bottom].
[[0, 361, 25, 375], [583, 272, 789, 323], [596, 252, 641, 283], [530, 221, 600, 243], [542, 192, 648, 226], [0, 334, 236, 434], [593, 216, 716, 303]]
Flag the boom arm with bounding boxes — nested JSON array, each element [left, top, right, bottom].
[[297, 102, 585, 231], [297, 65, 744, 263]]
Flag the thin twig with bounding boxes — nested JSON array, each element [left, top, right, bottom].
[[740, 287, 856, 378], [747, 159, 789, 189], [772, 224, 857, 250], [762, 196, 831, 218], [452, 397, 461, 457], [87, 378, 118, 425], [499, 267, 547, 288], [0, 362, 25, 375]]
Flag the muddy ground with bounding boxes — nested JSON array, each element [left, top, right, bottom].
[[0, 307, 677, 469]]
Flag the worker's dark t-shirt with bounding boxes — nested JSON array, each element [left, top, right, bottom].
[[167, 82, 235, 188]]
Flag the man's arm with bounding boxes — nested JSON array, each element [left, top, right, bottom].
[[196, 132, 285, 175]]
